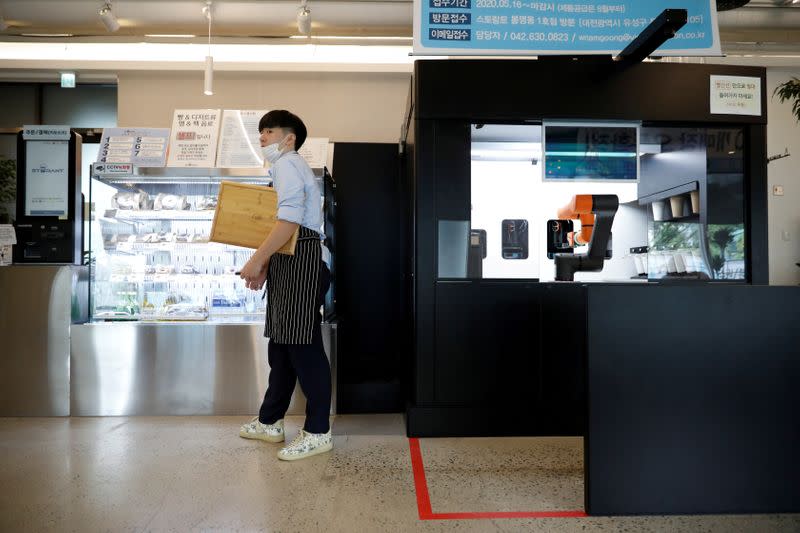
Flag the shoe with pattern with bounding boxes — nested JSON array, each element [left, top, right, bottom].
[[239, 417, 285, 443], [277, 429, 333, 461]]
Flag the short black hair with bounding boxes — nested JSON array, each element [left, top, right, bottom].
[[258, 110, 308, 151]]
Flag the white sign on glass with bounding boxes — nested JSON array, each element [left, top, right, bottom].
[[216, 110, 269, 168], [167, 109, 222, 167], [298, 138, 330, 169], [22, 125, 70, 141], [709, 75, 762, 117], [98, 128, 170, 166]]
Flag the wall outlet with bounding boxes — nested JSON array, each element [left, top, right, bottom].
[[773, 185, 784, 196], [782, 230, 791, 242]]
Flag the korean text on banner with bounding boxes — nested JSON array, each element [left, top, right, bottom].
[[413, 0, 721, 57]]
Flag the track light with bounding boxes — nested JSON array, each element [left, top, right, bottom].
[[297, 1, 311, 36], [98, 2, 120, 33]]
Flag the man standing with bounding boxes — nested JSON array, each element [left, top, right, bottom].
[[238, 110, 332, 461]]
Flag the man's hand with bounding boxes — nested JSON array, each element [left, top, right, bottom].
[[240, 254, 270, 291]]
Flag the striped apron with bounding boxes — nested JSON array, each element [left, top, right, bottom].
[[264, 226, 323, 344]]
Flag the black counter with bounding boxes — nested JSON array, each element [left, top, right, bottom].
[[585, 283, 800, 515], [407, 282, 800, 515]]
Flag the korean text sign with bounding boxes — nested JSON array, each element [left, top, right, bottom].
[[413, 0, 721, 56]]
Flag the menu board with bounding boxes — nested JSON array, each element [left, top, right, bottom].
[[167, 109, 222, 167], [97, 127, 170, 167], [215, 110, 268, 168]]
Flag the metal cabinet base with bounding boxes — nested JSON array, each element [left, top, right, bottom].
[[70, 322, 336, 416], [0, 265, 83, 417]]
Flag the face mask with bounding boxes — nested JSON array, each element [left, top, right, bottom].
[[261, 135, 289, 163]]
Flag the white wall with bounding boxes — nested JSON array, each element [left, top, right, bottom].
[[117, 71, 411, 144], [767, 69, 800, 286], [470, 159, 642, 281]]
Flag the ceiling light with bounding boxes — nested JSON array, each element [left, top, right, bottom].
[[289, 35, 412, 40], [145, 34, 197, 38], [99, 1, 120, 33], [297, 1, 311, 36], [203, 1, 213, 96], [21, 33, 75, 38]]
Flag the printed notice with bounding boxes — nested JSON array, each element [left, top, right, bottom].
[[216, 110, 269, 168], [414, 0, 721, 56], [97, 128, 170, 167], [0, 225, 16, 245], [167, 109, 222, 167], [710, 75, 762, 116], [298, 138, 330, 169]]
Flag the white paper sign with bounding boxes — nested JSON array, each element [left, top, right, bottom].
[[0, 225, 16, 245], [216, 110, 268, 168], [22, 125, 70, 140], [0, 245, 11, 266], [298, 138, 330, 169], [167, 109, 222, 167], [98, 128, 170, 167], [25, 140, 69, 217], [710, 75, 762, 116]]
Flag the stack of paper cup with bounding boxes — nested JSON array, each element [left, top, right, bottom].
[[690, 191, 700, 214], [652, 200, 668, 221], [670, 195, 686, 219], [673, 252, 686, 273]]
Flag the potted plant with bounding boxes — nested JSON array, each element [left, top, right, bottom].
[[774, 77, 800, 122], [0, 158, 16, 224]]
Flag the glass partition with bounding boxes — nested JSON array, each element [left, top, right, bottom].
[[640, 127, 746, 281]]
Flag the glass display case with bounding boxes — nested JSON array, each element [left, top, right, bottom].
[[88, 165, 270, 322], [639, 127, 746, 282]]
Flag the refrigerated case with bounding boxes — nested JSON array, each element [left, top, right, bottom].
[[71, 163, 337, 416], [88, 165, 268, 323]]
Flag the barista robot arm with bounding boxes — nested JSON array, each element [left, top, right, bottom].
[[552, 194, 619, 281]]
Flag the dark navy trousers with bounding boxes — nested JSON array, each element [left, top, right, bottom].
[[258, 262, 331, 434]]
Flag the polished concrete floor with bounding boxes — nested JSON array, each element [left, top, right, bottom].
[[1, 415, 798, 533]]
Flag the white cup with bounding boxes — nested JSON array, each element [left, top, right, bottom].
[[666, 254, 677, 273], [673, 252, 686, 273], [681, 251, 696, 273], [633, 255, 645, 275], [652, 200, 667, 221]]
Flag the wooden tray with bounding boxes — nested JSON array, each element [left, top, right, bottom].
[[209, 181, 298, 255]]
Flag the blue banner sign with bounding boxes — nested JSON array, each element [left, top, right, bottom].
[[413, 0, 721, 56]]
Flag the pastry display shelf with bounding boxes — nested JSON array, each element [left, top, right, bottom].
[[105, 273, 242, 283], [92, 166, 272, 188], [104, 209, 217, 222]]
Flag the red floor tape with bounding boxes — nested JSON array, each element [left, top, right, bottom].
[[408, 437, 587, 520]]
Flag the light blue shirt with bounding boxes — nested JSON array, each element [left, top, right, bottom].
[[270, 150, 325, 240]]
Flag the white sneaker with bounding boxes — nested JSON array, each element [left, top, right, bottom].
[[239, 417, 285, 443], [277, 429, 333, 461]]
